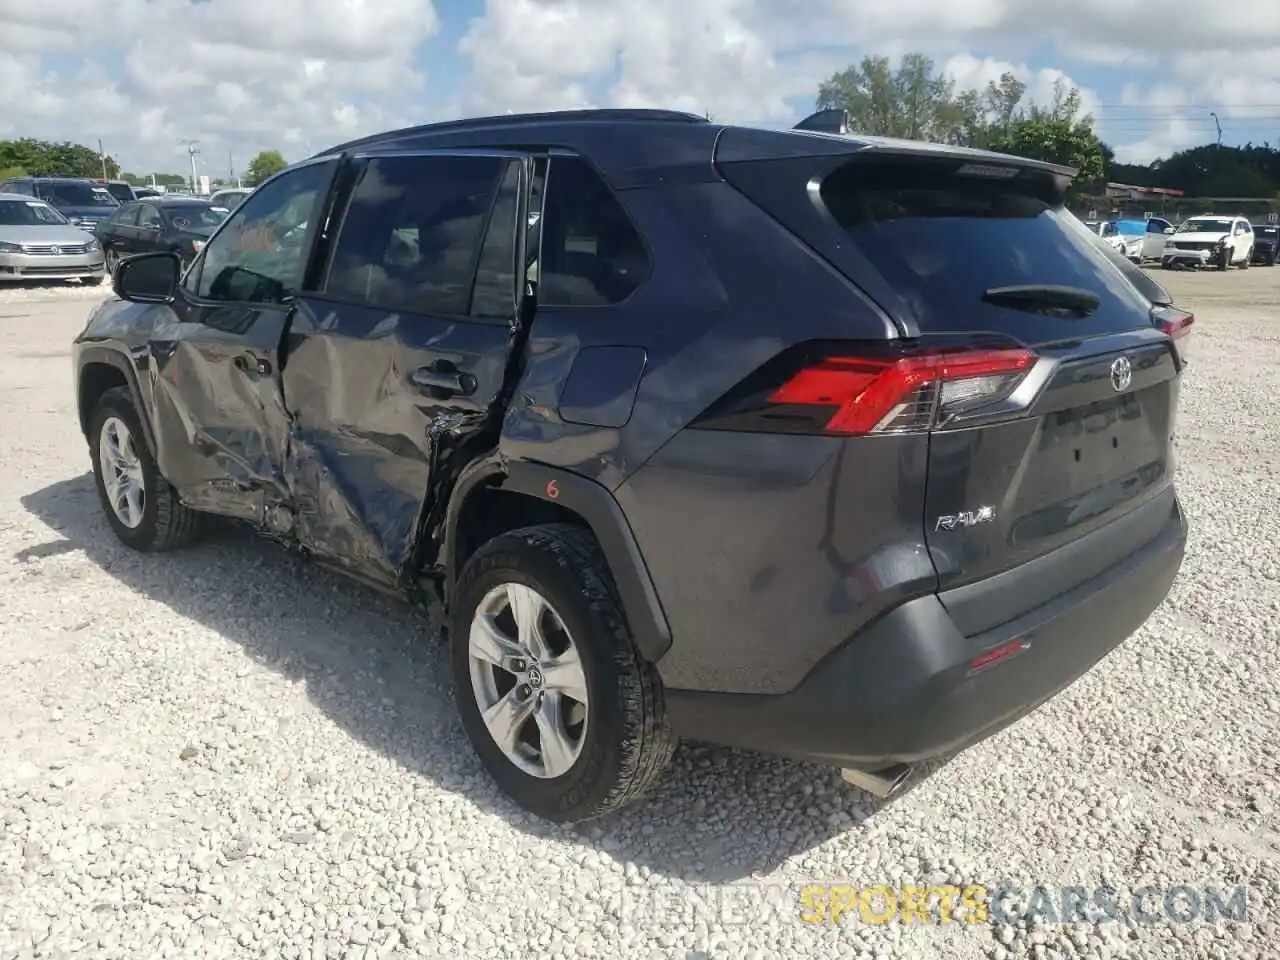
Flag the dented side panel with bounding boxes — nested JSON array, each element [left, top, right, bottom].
[[281, 295, 516, 587], [150, 303, 294, 519]]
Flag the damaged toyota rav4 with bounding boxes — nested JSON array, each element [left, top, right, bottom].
[[72, 109, 1191, 823]]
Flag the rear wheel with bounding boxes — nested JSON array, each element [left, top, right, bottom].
[[104, 247, 119, 275], [450, 523, 676, 823], [88, 386, 203, 551]]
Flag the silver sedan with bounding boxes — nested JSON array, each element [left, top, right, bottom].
[[0, 193, 107, 284]]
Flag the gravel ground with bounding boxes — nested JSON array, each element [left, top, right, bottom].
[[1, 271, 1278, 960]]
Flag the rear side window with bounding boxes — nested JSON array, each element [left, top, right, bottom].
[[535, 156, 649, 307], [323, 155, 507, 317], [104, 183, 135, 203], [816, 157, 1154, 331]]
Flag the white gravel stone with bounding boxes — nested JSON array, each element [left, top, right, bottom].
[[0, 272, 1278, 959]]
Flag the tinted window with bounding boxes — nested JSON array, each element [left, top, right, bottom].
[[108, 204, 140, 226], [535, 156, 649, 306], [163, 204, 228, 233], [470, 161, 523, 320], [2, 181, 35, 196], [191, 161, 331, 304], [36, 182, 119, 208], [816, 157, 1154, 331], [137, 205, 162, 228], [324, 155, 505, 316], [104, 183, 135, 203], [0, 199, 68, 225]]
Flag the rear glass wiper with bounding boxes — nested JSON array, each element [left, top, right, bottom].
[[981, 284, 1101, 318]]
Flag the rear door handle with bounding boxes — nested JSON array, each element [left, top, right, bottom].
[[410, 364, 476, 396]]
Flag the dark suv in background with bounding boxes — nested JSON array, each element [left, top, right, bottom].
[[72, 109, 1190, 823], [0, 176, 120, 230], [1250, 220, 1279, 265]]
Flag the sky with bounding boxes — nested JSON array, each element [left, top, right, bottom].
[[1, 0, 1278, 179]]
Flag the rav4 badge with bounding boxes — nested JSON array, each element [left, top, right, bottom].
[[935, 507, 997, 531]]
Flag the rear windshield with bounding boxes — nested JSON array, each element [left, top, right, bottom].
[[36, 182, 119, 208], [162, 204, 229, 232], [817, 158, 1154, 330], [0, 199, 68, 225], [103, 183, 135, 202]]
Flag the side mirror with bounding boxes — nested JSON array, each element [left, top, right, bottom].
[[114, 251, 180, 304]]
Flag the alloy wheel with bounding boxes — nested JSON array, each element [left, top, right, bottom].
[[467, 582, 590, 779], [98, 415, 146, 528]]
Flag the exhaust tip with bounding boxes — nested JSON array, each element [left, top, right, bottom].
[[840, 762, 914, 799]]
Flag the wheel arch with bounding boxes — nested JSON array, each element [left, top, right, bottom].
[[443, 459, 673, 662], [77, 347, 157, 457]]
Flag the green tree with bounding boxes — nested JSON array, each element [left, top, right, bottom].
[[0, 138, 117, 178], [816, 54, 976, 145], [245, 149, 288, 186], [987, 82, 1107, 188]]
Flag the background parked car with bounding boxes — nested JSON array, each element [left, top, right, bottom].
[[95, 179, 138, 203], [208, 187, 253, 210], [0, 176, 120, 231], [1249, 221, 1279, 265], [95, 197, 230, 274], [0, 191, 105, 284], [133, 187, 163, 199]]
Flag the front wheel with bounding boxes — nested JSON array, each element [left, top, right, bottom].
[[450, 523, 676, 823], [88, 386, 203, 551], [104, 247, 120, 275], [1241, 246, 1252, 269]]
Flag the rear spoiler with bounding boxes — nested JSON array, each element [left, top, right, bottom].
[[791, 108, 1077, 193], [793, 108, 851, 135]]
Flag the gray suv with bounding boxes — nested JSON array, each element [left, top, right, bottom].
[[72, 109, 1190, 823]]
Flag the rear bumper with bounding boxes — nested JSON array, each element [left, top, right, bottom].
[[666, 496, 1187, 769]]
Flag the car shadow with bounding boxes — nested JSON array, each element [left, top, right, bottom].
[[20, 472, 952, 884]]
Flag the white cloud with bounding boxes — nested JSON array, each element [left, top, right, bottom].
[[0, 0, 1277, 174]]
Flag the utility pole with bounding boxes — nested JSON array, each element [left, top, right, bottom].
[[181, 139, 200, 193], [98, 139, 109, 180], [228, 151, 234, 186]]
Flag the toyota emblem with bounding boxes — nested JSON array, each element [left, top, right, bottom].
[[1109, 356, 1132, 392]]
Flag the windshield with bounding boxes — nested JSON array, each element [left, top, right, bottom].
[[1177, 218, 1231, 234], [0, 199, 70, 225], [103, 182, 135, 203], [164, 205, 230, 233], [36, 182, 119, 208]]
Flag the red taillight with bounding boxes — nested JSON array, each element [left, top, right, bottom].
[[767, 348, 1036, 435], [1155, 309, 1193, 364]]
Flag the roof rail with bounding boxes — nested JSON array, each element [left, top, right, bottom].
[[312, 108, 708, 159], [793, 108, 851, 135]]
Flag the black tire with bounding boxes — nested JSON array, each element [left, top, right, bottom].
[[104, 247, 119, 275], [1217, 247, 1231, 270], [1241, 247, 1251, 269], [88, 386, 203, 552], [450, 523, 676, 823]]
